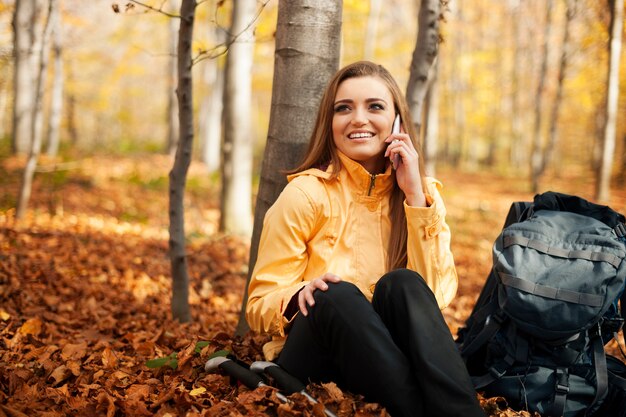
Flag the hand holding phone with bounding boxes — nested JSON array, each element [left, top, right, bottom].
[[391, 114, 401, 170]]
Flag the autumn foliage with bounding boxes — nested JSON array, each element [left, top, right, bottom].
[[1, 155, 624, 416]]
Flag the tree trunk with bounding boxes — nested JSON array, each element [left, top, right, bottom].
[[406, 0, 440, 139], [596, 0, 624, 202], [423, 59, 439, 177], [199, 27, 225, 173], [11, 0, 41, 155], [363, 0, 381, 60], [509, 0, 526, 170], [539, 0, 576, 182], [169, 0, 196, 323], [447, 0, 464, 167], [166, 0, 180, 156], [530, 0, 553, 193], [65, 63, 78, 145], [235, 0, 343, 337], [219, 0, 256, 237], [16, 0, 54, 219], [45, 0, 63, 157]]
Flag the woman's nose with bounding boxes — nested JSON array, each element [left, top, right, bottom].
[[351, 108, 368, 125]]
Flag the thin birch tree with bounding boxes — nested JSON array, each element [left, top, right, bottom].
[[12, 0, 42, 155], [530, 0, 554, 193], [596, 0, 624, 202], [165, 0, 180, 156], [537, 0, 576, 183], [16, 0, 54, 219], [169, 0, 195, 322], [235, 0, 343, 336], [406, 0, 440, 147], [45, 0, 63, 157], [219, 0, 256, 237]]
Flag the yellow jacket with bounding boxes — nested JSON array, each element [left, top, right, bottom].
[[246, 152, 458, 360]]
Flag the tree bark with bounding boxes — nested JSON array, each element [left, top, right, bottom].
[[406, 0, 440, 139], [363, 0, 382, 60], [199, 27, 225, 173], [45, 0, 63, 157], [235, 0, 343, 337], [11, 0, 42, 155], [219, 0, 256, 237], [530, 0, 553, 193], [596, 0, 624, 202], [423, 59, 439, 177], [165, 0, 180, 156], [509, 0, 526, 170], [169, 0, 196, 323], [538, 0, 576, 183], [16, 0, 54, 219]]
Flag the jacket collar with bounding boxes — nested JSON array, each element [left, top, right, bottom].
[[288, 151, 394, 197]]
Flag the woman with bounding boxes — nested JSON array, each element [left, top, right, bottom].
[[246, 61, 484, 417]]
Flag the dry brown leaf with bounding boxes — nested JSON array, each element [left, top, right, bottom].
[[18, 318, 42, 336], [101, 346, 119, 369], [60, 341, 88, 361]]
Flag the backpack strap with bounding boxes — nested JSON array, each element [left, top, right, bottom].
[[459, 308, 505, 358], [552, 367, 570, 417], [614, 221, 625, 242], [585, 324, 610, 416]]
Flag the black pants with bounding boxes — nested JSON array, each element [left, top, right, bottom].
[[276, 269, 485, 417]]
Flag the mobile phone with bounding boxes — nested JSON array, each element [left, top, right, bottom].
[[391, 114, 401, 169]]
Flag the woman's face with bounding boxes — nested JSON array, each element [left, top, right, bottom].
[[332, 75, 396, 174]]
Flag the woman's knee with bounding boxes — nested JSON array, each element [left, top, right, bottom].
[[373, 268, 438, 306], [313, 280, 363, 305]]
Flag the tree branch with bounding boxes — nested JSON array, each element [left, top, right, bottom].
[[192, 0, 272, 65], [125, 0, 180, 18]]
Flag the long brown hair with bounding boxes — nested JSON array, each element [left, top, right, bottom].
[[289, 61, 427, 271]]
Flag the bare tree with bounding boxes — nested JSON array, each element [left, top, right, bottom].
[[423, 59, 439, 177], [16, 0, 55, 219], [169, 0, 195, 323], [219, 0, 257, 237], [165, 0, 180, 156], [596, 0, 624, 202], [45, 0, 63, 157], [406, 0, 440, 142], [363, 0, 382, 60], [11, 0, 43, 154], [199, 26, 225, 173], [235, 0, 343, 337], [536, 0, 576, 185], [529, 0, 554, 193]]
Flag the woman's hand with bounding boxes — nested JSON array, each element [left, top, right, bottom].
[[384, 130, 426, 207], [298, 272, 342, 316]]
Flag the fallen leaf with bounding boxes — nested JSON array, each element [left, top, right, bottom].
[[189, 386, 206, 396], [19, 318, 43, 336]]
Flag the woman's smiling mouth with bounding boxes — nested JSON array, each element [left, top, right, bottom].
[[348, 132, 374, 139]]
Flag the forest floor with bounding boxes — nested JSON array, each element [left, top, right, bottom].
[[1, 153, 625, 417]]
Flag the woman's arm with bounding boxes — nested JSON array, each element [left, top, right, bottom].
[[405, 178, 458, 308], [246, 179, 320, 336]]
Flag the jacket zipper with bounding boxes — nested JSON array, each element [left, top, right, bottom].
[[367, 174, 377, 196]]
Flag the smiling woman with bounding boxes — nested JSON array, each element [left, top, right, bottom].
[[331, 76, 395, 174], [245, 61, 486, 417]]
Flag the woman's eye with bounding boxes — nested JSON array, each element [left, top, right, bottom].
[[334, 105, 350, 112], [370, 103, 385, 111]]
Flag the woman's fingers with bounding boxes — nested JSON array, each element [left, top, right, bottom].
[[298, 274, 341, 316]]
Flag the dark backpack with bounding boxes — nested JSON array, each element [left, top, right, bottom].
[[456, 191, 626, 417]]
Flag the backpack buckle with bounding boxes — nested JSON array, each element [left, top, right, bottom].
[[616, 222, 626, 240], [488, 365, 507, 379], [555, 383, 570, 394]]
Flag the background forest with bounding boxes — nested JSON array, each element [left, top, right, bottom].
[[1, 0, 626, 416]]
